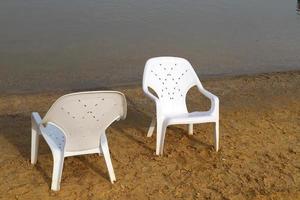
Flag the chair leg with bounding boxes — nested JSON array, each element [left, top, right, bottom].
[[214, 121, 219, 152], [147, 117, 156, 137], [156, 120, 167, 156], [51, 152, 64, 191], [31, 122, 39, 165], [188, 124, 193, 135], [100, 133, 116, 183]]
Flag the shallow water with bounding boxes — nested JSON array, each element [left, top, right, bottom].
[[0, 0, 299, 93]]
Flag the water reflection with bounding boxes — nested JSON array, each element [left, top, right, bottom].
[[298, 0, 300, 14]]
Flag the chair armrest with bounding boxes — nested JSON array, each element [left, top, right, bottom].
[[143, 86, 159, 103], [32, 112, 63, 154], [32, 112, 42, 131], [196, 85, 219, 113]]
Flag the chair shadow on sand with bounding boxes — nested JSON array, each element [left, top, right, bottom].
[[120, 95, 214, 152], [0, 113, 53, 187]]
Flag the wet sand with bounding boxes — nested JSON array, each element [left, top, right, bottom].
[[0, 71, 299, 199]]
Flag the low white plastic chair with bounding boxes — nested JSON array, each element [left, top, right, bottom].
[[143, 57, 219, 155], [31, 91, 127, 191]]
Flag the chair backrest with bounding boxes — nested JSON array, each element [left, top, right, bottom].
[[143, 57, 201, 115], [42, 91, 127, 152]]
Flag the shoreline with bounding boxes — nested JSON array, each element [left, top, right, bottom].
[[0, 70, 299, 199], [1, 70, 299, 115], [1, 69, 299, 96]]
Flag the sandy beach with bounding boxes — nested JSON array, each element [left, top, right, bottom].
[[0, 71, 299, 200]]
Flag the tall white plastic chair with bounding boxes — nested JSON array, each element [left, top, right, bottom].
[[143, 57, 219, 155], [31, 91, 127, 191]]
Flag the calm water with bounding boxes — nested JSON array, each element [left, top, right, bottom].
[[0, 0, 299, 93]]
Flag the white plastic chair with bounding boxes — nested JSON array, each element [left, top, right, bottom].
[[31, 91, 127, 191], [143, 57, 219, 156]]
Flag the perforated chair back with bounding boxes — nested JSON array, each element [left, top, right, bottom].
[[143, 57, 202, 115], [42, 91, 127, 152]]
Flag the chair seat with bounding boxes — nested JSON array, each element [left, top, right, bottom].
[[42, 124, 103, 156], [42, 124, 66, 151], [164, 111, 217, 125]]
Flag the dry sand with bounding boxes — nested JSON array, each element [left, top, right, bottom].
[[0, 71, 299, 200]]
